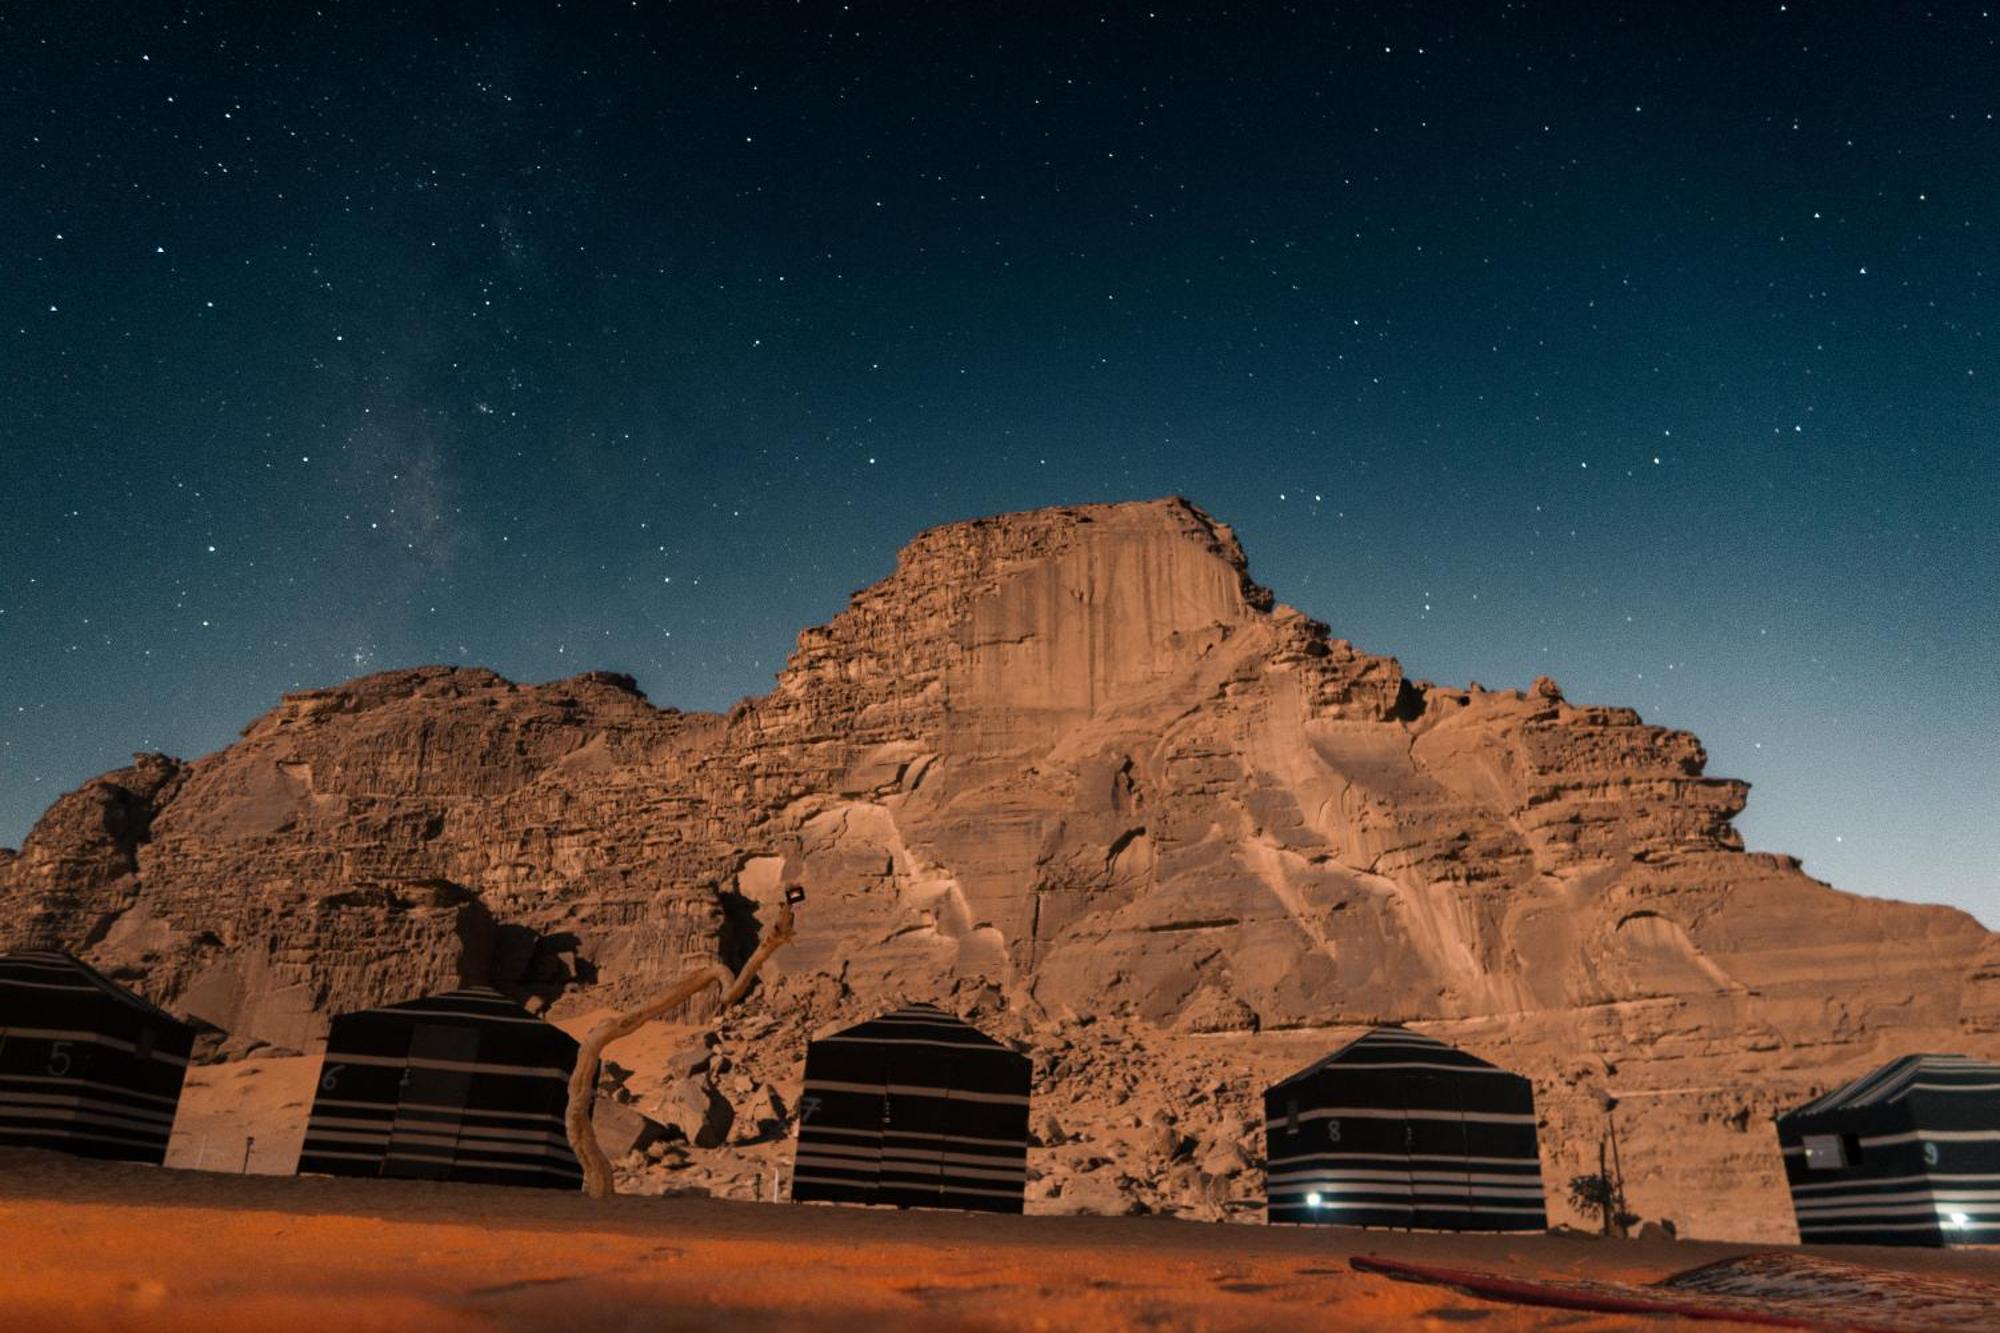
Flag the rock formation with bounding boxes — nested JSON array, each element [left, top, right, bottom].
[[4, 497, 1993, 1238]]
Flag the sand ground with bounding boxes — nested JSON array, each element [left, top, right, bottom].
[[3, 1150, 1995, 1331]]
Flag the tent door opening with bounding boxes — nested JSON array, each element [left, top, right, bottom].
[[1372, 1073, 1416, 1230], [1407, 1073, 1472, 1230], [882, 1050, 951, 1206], [383, 1023, 478, 1179]]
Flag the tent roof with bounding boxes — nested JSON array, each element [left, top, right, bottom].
[[814, 1002, 1015, 1053], [1785, 1053, 2000, 1119], [1269, 1025, 1516, 1091], [0, 949, 188, 1028]]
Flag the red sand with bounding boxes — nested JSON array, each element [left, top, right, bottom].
[[4, 1151, 1995, 1330]]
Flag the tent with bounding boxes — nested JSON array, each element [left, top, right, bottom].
[[297, 986, 584, 1190], [1264, 1026, 1548, 1230], [789, 1003, 1031, 1213], [0, 949, 194, 1164], [1777, 1053, 2000, 1246]]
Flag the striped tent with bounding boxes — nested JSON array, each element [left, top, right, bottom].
[[789, 1003, 1031, 1213], [297, 986, 584, 1190], [1778, 1053, 2000, 1247], [0, 950, 193, 1164], [1264, 1026, 1547, 1231]]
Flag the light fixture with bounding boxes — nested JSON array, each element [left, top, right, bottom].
[[1306, 1191, 1323, 1208], [1949, 1211, 1971, 1229]]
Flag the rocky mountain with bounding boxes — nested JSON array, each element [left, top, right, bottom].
[[5, 496, 1994, 1238]]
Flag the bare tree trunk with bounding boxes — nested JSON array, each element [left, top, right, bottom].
[[564, 902, 797, 1200], [1598, 1137, 1612, 1236], [1608, 1109, 1630, 1239]]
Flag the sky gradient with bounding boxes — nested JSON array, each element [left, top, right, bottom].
[[2, 4, 1995, 922]]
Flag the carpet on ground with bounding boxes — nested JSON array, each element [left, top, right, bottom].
[[1351, 1249, 2000, 1331]]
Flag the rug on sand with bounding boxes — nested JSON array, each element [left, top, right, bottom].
[[1351, 1250, 2000, 1331]]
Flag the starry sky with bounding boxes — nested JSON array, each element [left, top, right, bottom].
[[2, 5, 1994, 923]]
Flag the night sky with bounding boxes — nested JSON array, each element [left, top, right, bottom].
[[2, 5, 1994, 922]]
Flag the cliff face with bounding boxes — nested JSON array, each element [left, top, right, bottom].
[[4, 496, 1993, 1237]]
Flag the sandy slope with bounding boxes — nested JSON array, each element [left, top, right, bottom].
[[5, 1151, 1996, 1331], [162, 1056, 319, 1176]]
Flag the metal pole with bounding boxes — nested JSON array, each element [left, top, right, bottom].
[[241, 1136, 255, 1173]]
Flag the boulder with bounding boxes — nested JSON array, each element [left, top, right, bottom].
[[1199, 1142, 1249, 1178], [591, 1096, 669, 1160], [653, 1077, 734, 1149], [730, 1083, 787, 1144], [663, 1045, 711, 1083]]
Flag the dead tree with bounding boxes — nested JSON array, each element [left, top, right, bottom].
[[564, 895, 800, 1200]]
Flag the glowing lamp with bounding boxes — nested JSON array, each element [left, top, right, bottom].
[[1306, 1191, 1323, 1208]]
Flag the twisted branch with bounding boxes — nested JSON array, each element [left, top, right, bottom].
[[564, 900, 798, 1199]]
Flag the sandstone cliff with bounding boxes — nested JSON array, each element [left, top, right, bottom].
[[4, 497, 1993, 1238]]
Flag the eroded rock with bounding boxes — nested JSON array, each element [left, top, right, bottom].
[[2, 496, 1993, 1238]]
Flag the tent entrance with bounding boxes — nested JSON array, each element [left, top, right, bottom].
[[383, 1023, 478, 1179], [1406, 1073, 1473, 1230], [881, 1050, 952, 1206], [1368, 1072, 1416, 1224]]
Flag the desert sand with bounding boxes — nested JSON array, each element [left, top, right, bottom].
[[8, 1149, 1998, 1331]]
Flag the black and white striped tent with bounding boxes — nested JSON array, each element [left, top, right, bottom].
[[1778, 1053, 2000, 1247], [0, 950, 194, 1164], [789, 1004, 1031, 1213], [1264, 1026, 1547, 1231], [297, 986, 584, 1190]]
